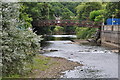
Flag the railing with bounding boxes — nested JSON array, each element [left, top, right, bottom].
[[33, 20, 101, 28]]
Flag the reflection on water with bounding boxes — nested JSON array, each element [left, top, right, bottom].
[[50, 35, 77, 38], [44, 35, 77, 41], [42, 35, 118, 78]]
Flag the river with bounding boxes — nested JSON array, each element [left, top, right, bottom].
[[42, 35, 118, 78]]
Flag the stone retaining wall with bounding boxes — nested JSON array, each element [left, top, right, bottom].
[[101, 25, 120, 50]]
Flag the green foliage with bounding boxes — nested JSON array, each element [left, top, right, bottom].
[[105, 2, 120, 18], [22, 2, 54, 20], [32, 55, 51, 71], [20, 2, 78, 35], [50, 2, 63, 17], [61, 2, 79, 15], [50, 2, 75, 18], [76, 2, 102, 20], [2, 2, 42, 77], [89, 10, 105, 22], [19, 4, 33, 29], [21, 2, 54, 35], [49, 2, 77, 34], [89, 2, 120, 23], [61, 8, 74, 19], [94, 15, 104, 22], [75, 2, 119, 39], [64, 26, 76, 34], [54, 26, 64, 34], [76, 27, 96, 39]]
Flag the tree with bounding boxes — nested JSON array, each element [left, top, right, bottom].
[[75, 2, 102, 39], [51, 2, 75, 18], [105, 2, 120, 18], [19, 3, 33, 29], [54, 26, 64, 34], [89, 10, 105, 22], [2, 2, 41, 77], [76, 2, 102, 20], [61, 2, 79, 15], [21, 2, 54, 35]]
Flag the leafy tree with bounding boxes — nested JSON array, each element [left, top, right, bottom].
[[89, 10, 105, 22], [64, 26, 76, 34], [21, 2, 52, 20], [61, 2, 79, 15], [105, 2, 120, 18], [75, 2, 102, 39], [54, 26, 64, 34], [19, 3, 33, 29], [76, 2, 102, 20], [2, 2, 41, 77], [76, 27, 96, 39], [21, 2, 54, 35], [51, 2, 75, 18]]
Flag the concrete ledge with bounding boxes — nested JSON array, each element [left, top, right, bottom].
[[101, 41, 120, 50]]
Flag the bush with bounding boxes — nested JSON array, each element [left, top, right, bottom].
[[1, 2, 42, 77], [54, 26, 64, 34], [89, 10, 105, 22], [76, 27, 96, 39]]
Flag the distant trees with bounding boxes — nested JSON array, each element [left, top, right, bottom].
[[75, 2, 120, 39], [19, 2, 120, 37], [75, 2, 102, 39], [21, 2, 53, 20], [20, 2, 54, 35], [61, 2, 79, 15], [76, 2, 102, 20], [89, 2, 120, 23], [105, 2, 120, 18], [20, 2, 81, 35], [51, 2, 75, 19], [54, 26, 64, 34], [76, 27, 96, 39]]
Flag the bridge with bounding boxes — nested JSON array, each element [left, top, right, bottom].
[[33, 20, 101, 28], [32, 19, 120, 51]]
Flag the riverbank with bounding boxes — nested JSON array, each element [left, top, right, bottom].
[[72, 39, 119, 53], [27, 55, 83, 78]]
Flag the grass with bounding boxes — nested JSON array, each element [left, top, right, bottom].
[[2, 55, 58, 78], [24, 55, 58, 78], [31, 55, 51, 71]]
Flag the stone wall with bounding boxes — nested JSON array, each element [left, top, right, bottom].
[[101, 25, 120, 50]]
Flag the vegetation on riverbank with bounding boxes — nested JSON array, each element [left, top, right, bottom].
[[21, 2, 120, 38], [27, 55, 83, 78], [2, 55, 83, 78], [76, 27, 97, 39], [1, 1, 120, 78], [2, 2, 42, 77], [75, 2, 120, 39]]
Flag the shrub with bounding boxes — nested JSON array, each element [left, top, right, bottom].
[[1, 2, 42, 77], [76, 27, 96, 39]]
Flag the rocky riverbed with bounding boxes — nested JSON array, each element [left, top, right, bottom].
[[28, 55, 83, 78]]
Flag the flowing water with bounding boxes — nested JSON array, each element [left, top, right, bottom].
[[42, 35, 119, 78]]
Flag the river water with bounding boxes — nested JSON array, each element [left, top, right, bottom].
[[42, 35, 119, 78]]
